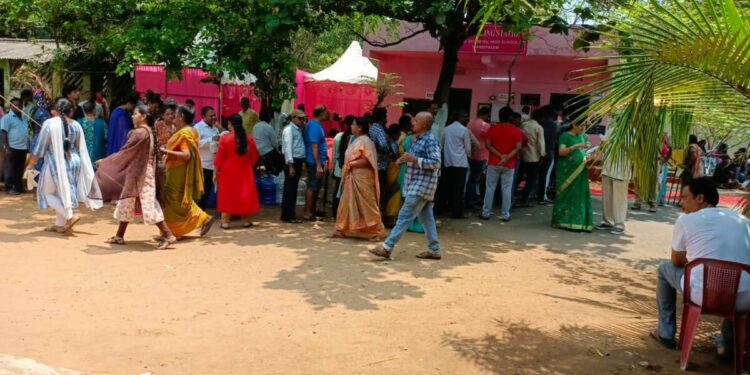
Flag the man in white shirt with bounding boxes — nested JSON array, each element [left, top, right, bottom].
[[595, 135, 632, 235], [441, 109, 472, 219], [280, 110, 307, 223], [194, 106, 220, 209], [252, 111, 282, 175], [651, 177, 750, 355]]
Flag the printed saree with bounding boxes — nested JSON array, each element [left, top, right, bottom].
[[334, 135, 386, 239]]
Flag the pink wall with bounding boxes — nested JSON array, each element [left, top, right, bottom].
[[372, 52, 606, 124], [364, 23, 610, 124]]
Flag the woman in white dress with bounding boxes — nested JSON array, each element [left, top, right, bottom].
[[26, 99, 102, 233]]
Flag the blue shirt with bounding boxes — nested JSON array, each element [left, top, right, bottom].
[[303, 119, 327, 165], [403, 131, 442, 201], [369, 123, 389, 171], [1, 111, 29, 150], [282, 124, 306, 163]]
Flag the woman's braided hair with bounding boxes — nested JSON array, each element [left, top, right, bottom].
[[55, 98, 75, 154]]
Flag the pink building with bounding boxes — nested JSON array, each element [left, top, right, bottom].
[[364, 23, 609, 124]]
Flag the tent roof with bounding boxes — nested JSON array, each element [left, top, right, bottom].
[[0, 38, 58, 63], [308, 42, 377, 84]]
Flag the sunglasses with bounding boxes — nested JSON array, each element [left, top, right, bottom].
[[296, 116, 307, 121]]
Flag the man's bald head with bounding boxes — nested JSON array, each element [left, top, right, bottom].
[[413, 111, 434, 134]]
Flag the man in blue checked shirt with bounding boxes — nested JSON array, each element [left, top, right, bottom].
[[370, 111, 442, 260]]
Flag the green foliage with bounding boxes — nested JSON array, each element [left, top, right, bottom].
[[578, 0, 750, 199], [360, 72, 406, 110], [291, 16, 365, 73]]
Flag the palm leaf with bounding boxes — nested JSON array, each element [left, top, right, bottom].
[[577, 0, 750, 204]]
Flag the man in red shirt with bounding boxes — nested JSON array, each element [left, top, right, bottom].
[[480, 107, 524, 221]]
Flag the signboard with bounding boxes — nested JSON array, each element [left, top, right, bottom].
[[460, 25, 527, 55]]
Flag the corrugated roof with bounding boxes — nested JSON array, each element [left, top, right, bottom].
[[0, 38, 59, 63]]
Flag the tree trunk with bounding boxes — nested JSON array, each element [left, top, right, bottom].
[[433, 32, 464, 106], [506, 50, 520, 107]]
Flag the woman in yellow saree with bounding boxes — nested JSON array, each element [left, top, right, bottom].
[[334, 117, 386, 240], [159, 106, 214, 238], [382, 124, 404, 227]]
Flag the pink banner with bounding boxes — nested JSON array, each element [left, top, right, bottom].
[[460, 25, 527, 55]]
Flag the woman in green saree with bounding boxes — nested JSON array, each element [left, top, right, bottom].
[[551, 122, 593, 232]]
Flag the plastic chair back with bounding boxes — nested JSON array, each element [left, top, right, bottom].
[[684, 259, 750, 316]]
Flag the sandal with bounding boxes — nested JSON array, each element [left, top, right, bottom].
[[303, 215, 322, 221], [649, 329, 677, 349], [220, 223, 231, 230], [242, 222, 254, 228], [105, 236, 126, 245], [282, 219, 303, 224], [44, 225, 65, 233], [62, 215, 81, 233], [200, 216, 216, 237], [416, 251, 442, 260], [156, 235, 177, 249], [368, 246, 392, 260]]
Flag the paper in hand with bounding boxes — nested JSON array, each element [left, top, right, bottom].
[[24, 169, 40, 190]]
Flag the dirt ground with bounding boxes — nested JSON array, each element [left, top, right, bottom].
[[0, 191, 735, 375]]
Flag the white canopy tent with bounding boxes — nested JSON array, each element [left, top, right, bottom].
[[307, 42, 378, 83]]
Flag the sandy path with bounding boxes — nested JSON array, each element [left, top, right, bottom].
[[0, 194, 730, 374]]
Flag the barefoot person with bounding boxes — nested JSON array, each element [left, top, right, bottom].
[[26, 99, 102, 233], [94, 105, 176, 249], [160, 106, 214, 238], [370, 112, 442, 260], [334, 117, 386, 240]]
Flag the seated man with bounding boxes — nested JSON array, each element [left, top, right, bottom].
[[651, 177, 750, 356]]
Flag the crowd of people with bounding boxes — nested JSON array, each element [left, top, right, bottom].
[[1, 85, 748, 256]]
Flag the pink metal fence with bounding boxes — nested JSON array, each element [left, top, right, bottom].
[[134, 65, 260, 118]]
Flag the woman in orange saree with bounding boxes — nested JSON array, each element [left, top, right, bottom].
[[159, 106, 214, 238], [334, 117, 386, 240]]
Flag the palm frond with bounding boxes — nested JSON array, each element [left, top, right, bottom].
[[578, 0, 750, 202]]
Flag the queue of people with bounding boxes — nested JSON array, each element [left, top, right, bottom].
[[4, 88, 749, 259]]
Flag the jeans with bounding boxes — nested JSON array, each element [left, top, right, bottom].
[[656, 260, 733, 345], [384, 195, 440, 253], [281, 158, 304, 221], [465, 159, 487, 207], [483, 165, 515, 219], [4, 148, 28, 193], [515, 161, 541, 204], [538, 153, 554, 201], [444, 166, 468, 218], [199, 168, 214, 209]]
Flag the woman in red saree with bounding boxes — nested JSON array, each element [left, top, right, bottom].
[[334, 117, 386, 240], [214, 114, 260, 229]]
